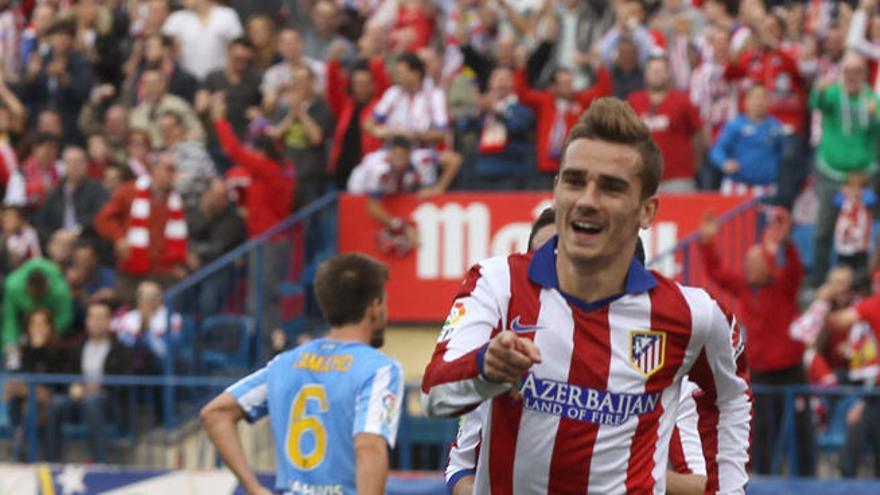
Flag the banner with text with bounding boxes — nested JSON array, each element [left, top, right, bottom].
[[338, 193, 753, 322]]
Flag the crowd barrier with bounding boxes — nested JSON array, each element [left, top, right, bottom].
[[4, 466, 880, 494], [160, 192, 339, 377]]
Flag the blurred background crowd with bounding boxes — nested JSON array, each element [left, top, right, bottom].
[[0, 0, 879, 478]]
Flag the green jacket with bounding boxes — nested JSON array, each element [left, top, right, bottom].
[[810, 83, 880, 181], [2, 258, 73, 348]]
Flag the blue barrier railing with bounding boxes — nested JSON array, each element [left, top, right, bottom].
[[4, 372, 878, 477], [159, 192, 339, 378], [647, 197, 763, 314]]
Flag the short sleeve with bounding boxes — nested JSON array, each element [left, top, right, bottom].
[[353, 361, 404, 448], [226, 366, 270, 422]]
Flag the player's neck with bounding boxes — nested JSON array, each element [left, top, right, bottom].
[[556, 252, 630, 304], [325, 324, 371, 345]]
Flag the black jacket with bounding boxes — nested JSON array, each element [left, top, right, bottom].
[[36, 178, 109, 245], [69, 336, 131, 376]]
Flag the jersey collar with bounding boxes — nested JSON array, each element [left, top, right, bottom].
[[527, 236, 658, 312]]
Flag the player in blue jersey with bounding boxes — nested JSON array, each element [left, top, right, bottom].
[[201, 254, 404, 495]]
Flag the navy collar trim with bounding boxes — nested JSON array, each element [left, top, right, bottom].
[[527, 236, 658, 312]]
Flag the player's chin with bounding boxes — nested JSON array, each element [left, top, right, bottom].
[[369, 329, 385, 348]]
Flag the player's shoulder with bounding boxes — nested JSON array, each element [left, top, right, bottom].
[[648, 272, 721, 324], [338, 342, 402, 375]]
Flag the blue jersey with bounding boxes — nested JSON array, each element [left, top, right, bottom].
[[227, 338, 404, 494]]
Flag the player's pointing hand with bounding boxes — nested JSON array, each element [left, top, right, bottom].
[[483, 331, 542, 385]]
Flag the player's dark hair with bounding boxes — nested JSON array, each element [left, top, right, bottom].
[[563, 97, 663, 199], [396, 53, 426, 79], [528, 208, 556, 252], [314, 254, 389, 326]]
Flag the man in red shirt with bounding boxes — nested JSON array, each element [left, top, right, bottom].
[[628, 56, 705, 193], [699, 210, 813, 475], [325, 48, 390, 190], [514, 65, 611, 190]]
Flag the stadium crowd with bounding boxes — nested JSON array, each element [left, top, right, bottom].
[[0, 0, 878, 478]]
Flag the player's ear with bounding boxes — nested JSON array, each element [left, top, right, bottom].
[[639, 195, 658, 230]]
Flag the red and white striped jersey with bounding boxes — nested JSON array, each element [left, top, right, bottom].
[[445, 379, 707, 491], [421, 239, 751, 494]]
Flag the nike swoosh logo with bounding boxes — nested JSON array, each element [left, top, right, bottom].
[[510, 316, 543, 333]]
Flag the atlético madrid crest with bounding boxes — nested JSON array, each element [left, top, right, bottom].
[[629, 330, 667, 378]]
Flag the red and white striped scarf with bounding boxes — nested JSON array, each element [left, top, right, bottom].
[[122, 176, 187, 275]]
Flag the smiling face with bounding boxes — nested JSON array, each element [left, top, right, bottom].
[[553, 138, 658, 268]]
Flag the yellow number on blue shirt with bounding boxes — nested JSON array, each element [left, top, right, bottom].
[[287, 384, 329, 470]]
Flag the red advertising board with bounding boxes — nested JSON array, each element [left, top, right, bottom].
[[338, 193, 753, 322]]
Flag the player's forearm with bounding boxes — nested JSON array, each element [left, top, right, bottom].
[[666, 471, 707, 495], [355, 437, 389, 495], [201, 398, 264, 494]]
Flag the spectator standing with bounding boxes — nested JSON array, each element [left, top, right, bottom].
[[610, 36, 645, 100], [186, 177, 246, 269], [21, 20, 95, 143], [186, 177, 246, 314], [78, 97, 129, 165], [462, 67, 535, 190], [245, 14, 278, 73], [811, 53, 880, 286], [161, 0, 243, 81], [2, 258, 73, 361], [271, 66, 334, 209], [4, 132, 62, 213], [300, 0, 354, 62], [124, 34, 199, 104], [699, 210, 813, 475], [3, 309, 70, 460], [94, 155, 189, 306], [212, 94, 293, 338], [212, 95, 293, 239], [69, 240, 115, 302], [125, 128, 152, 179], [709, 85, 785, 196], [47, 300, 130, 463], [833, 172, 876, 280], [35, 146, 109, 245], [325, 50, 390, 189], [156, 111, 216, 207], [112, 280, 180, 374], [724, 12, 807, 208], [689, 28, 739, 143], [1, 206, 41, 272], [261, 28, 325, 114], [514, 62, 612, 187], [366, 53, 449, 149], [629, 56, 704, 193], [0, 68, 25, 185], [198, 37, 263, 140], [128, 68, 205, 148], [347, 136, 461, 250]]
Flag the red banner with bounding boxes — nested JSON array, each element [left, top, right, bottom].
[[338, 193, 753, 322]]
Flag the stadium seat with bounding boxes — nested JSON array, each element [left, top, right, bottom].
[[199, 315, 255, 374], [816, 395, 861, 454]]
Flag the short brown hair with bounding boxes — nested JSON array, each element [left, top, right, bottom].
[[314, 254, 389, 326], [563, 97, 663, 198]]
